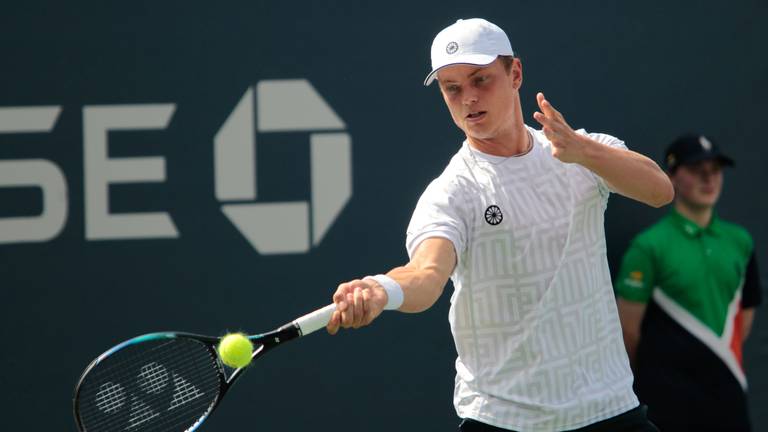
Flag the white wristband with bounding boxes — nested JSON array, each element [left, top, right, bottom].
[[364, 274, 404, 310]]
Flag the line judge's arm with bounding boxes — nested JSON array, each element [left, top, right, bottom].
[[742, 308, 756, 341], [616, 298, 647, 369], [326, 237, 456, 334]]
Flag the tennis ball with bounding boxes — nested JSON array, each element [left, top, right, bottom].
[[218, 333, 254, 369]]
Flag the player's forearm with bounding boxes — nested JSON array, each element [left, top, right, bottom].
[[379, 237, 456, 313], [386, 264, 449, 313], [578, 137, 674, 208], [327, 238, 455, 334]]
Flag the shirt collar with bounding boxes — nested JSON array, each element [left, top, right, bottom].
[[669, 208, 722, 237]]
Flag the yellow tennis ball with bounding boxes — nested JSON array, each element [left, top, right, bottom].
[[217, 333, 253, 369]]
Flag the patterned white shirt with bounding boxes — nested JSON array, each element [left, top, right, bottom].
[[406, 126, 638, 431]]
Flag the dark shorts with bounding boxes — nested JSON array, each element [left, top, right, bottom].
[[458, 405, 659, 432]]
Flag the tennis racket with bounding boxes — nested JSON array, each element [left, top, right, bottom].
[[73, 303, 336, 432]]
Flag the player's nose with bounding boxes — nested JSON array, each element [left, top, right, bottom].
[[462, 90, 479, 106]]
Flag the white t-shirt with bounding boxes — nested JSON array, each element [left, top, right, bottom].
[[406, 126, 638, 431]]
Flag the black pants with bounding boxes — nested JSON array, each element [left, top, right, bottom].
[[459, 405, 659, 432]]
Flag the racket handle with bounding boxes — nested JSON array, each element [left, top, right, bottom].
[[294, 303, 337, 336]]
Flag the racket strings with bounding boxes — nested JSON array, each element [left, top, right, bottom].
[[76, 338, 222, 432]]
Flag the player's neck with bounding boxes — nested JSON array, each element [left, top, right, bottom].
[[467, 125, 531, 157], [675, 200, 714, 228]]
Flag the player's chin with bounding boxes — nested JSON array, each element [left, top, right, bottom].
[[461, 118, 486, 132], [466, 128, 493, 141]]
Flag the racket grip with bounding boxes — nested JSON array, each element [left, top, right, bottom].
[[294, 303, 337, 336]]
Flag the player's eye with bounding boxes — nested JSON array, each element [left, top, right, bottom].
[[445, 84, 460, 94], [474, 75, 489, 86]]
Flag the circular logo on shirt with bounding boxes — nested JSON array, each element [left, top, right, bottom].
[[446, 41, 459, 54], [484, 205, 503, 225]]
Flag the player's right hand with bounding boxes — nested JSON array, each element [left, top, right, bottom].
[[326, 279, 388, 335]]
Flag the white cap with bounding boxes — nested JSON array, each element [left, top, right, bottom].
[[424, 18, 514, 86]]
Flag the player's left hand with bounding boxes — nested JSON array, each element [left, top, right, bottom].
[[533, 92, 591, 164]]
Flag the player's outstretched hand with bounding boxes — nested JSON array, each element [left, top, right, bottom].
[[533, 92, 590, 164], [326, 279, 389, 335]]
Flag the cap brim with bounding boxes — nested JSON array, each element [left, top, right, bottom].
[[423, 54, 499, 86], [676, 153, 735, 169]]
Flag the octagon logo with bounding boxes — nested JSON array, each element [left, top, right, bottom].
[[214, 80, 352, 254]]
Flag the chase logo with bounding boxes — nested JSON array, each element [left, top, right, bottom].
[[214, 80, 352, 254], [0, 79, 351, 255]]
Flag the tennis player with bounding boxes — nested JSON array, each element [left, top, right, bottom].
[[327, 18, 672, 431]]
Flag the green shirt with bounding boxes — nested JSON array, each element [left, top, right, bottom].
[[616, 208, 761, 428], [616, 208, 753, 336]]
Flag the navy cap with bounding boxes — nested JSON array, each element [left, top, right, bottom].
[[664, 133, 734, 172]]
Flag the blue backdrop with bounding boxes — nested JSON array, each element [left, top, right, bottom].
[[1, 1, 766, 430]]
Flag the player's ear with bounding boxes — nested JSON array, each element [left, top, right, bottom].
[[512, 58, 523, 90]]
